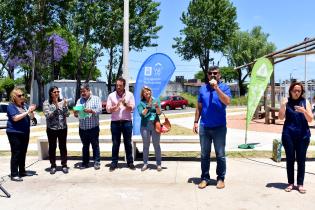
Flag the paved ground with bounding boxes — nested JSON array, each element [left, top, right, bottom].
[[0, 157, 315, 210]]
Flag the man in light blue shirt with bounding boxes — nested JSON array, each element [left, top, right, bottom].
[[193, 66, 232, 190]]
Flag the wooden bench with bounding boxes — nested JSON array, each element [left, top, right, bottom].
[[37, 135, 200, 161], [265, 106, 279, 124]]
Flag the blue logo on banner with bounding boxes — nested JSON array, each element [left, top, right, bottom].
[[133, 53, 176, 135]]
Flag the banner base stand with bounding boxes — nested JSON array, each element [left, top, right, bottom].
[[0, 184, 11, 198], [238, 144, 255, 149]]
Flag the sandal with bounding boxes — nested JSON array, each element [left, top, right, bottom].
[[284, 184, 293, 192], [298, 185, 306, 194]]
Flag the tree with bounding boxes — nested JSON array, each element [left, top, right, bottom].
[[220, 66, 238, 83], [66, 0, 104, 100], [95, 0, 162, 93], [2, 0, 72, 106], [173, 0, 238, 83], [226, 26, 276, 95], [194, 70, 205, 82], [51, 27, 101, 81], [0, 1, 26, 78], [0, 77, 15, 100]]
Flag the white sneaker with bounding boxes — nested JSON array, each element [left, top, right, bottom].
[[157, 165, 162, 172], [141, 164, 148, 171]]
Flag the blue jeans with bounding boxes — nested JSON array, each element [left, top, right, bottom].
[[110, 120, 133, 166], [79, 126, 100, 164], [140, 121, 161, 165], [199, 125, 227, 182]]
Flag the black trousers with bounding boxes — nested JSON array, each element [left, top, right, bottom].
[[79, 126, 100, 164], [7, 132, 30, 177], [282, 134, 310, 185], [47, 128, 68, 168]]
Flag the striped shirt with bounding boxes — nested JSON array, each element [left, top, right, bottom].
[[76, 95, 102, 130]]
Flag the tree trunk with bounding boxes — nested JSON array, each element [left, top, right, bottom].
[[117, 54, 123, 79], [8, 67, 14, 79], [34, 70, 45, 108], [107, 47, 115, 93], [85, 48, 102, 83], [24, 70, 31, 93], [75, 39, 88, 101]]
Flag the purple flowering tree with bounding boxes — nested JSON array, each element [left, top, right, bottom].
[[48, 34, 69, 62], [0, 34, 68, 80]]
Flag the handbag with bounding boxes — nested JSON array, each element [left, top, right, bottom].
[[154, 112, 171, 134]]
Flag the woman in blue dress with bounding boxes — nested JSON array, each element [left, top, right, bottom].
[[6, 88, 36, 181], [279, 82, 313, 193]]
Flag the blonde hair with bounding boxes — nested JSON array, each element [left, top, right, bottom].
[[140, 86, 152, 101], [10, 88, 23, 104]]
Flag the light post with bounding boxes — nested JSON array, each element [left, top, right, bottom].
[[123, 0, 129, 91], [304, 37, 310, 100]]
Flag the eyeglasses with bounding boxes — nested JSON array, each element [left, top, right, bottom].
[[292, 89, 301, 93], [207, 71, 218, 76], [16, 94, 24, 98], [52, 91, 60, 94]]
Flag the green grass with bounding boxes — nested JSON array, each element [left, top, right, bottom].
[[164, 124, 194, 135], [181, 92, 248, 107], [230, 96, 247, 106]]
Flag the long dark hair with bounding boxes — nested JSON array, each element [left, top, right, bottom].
[[288, 82, 305, 100], [48, 86, 62, 104]]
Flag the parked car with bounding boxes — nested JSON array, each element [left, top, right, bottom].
[[160, 96, 188, 110], [0, 102, 41, 128], [102, 100, 108, 114]]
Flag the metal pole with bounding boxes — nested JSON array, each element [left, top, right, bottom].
[[304, 37, 309, 100], [30, 43, 36, 105], [0, 184, 11, 198], [123, 0, 129, 91]]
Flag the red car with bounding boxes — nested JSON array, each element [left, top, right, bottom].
[[160, 96, 188, 110]]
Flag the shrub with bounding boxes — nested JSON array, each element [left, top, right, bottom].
[[180, 93, 197, 108], [0, 78, 15, 100]]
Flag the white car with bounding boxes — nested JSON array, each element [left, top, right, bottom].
[[0, 102, 41, 128]]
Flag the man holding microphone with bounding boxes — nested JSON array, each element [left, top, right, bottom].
[[193, 66, 232, 189]]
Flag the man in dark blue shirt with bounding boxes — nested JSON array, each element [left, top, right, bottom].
[[193, 66, 232, 189]]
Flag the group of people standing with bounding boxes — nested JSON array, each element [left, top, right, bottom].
[[5, 66, 312, 193]]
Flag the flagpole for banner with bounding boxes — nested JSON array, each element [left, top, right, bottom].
[[123, 0, 129, 91], [238, 93, 254, 149]]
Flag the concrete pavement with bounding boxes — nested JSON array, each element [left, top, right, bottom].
[[0, 157, 315, 210]]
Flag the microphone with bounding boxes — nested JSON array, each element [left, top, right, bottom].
[[209, 76, 217, 86]]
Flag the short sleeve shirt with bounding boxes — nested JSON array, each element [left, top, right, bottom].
[[198, 82, 232, 128], [6, 103, 31, 133]]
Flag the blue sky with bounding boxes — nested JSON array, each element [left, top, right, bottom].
[[98, 0, 315, 83]]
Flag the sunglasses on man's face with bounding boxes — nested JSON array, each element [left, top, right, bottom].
[[207, 71, 218, 76], [52, 91, 60, 94], [16, 94, 24, 98]]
